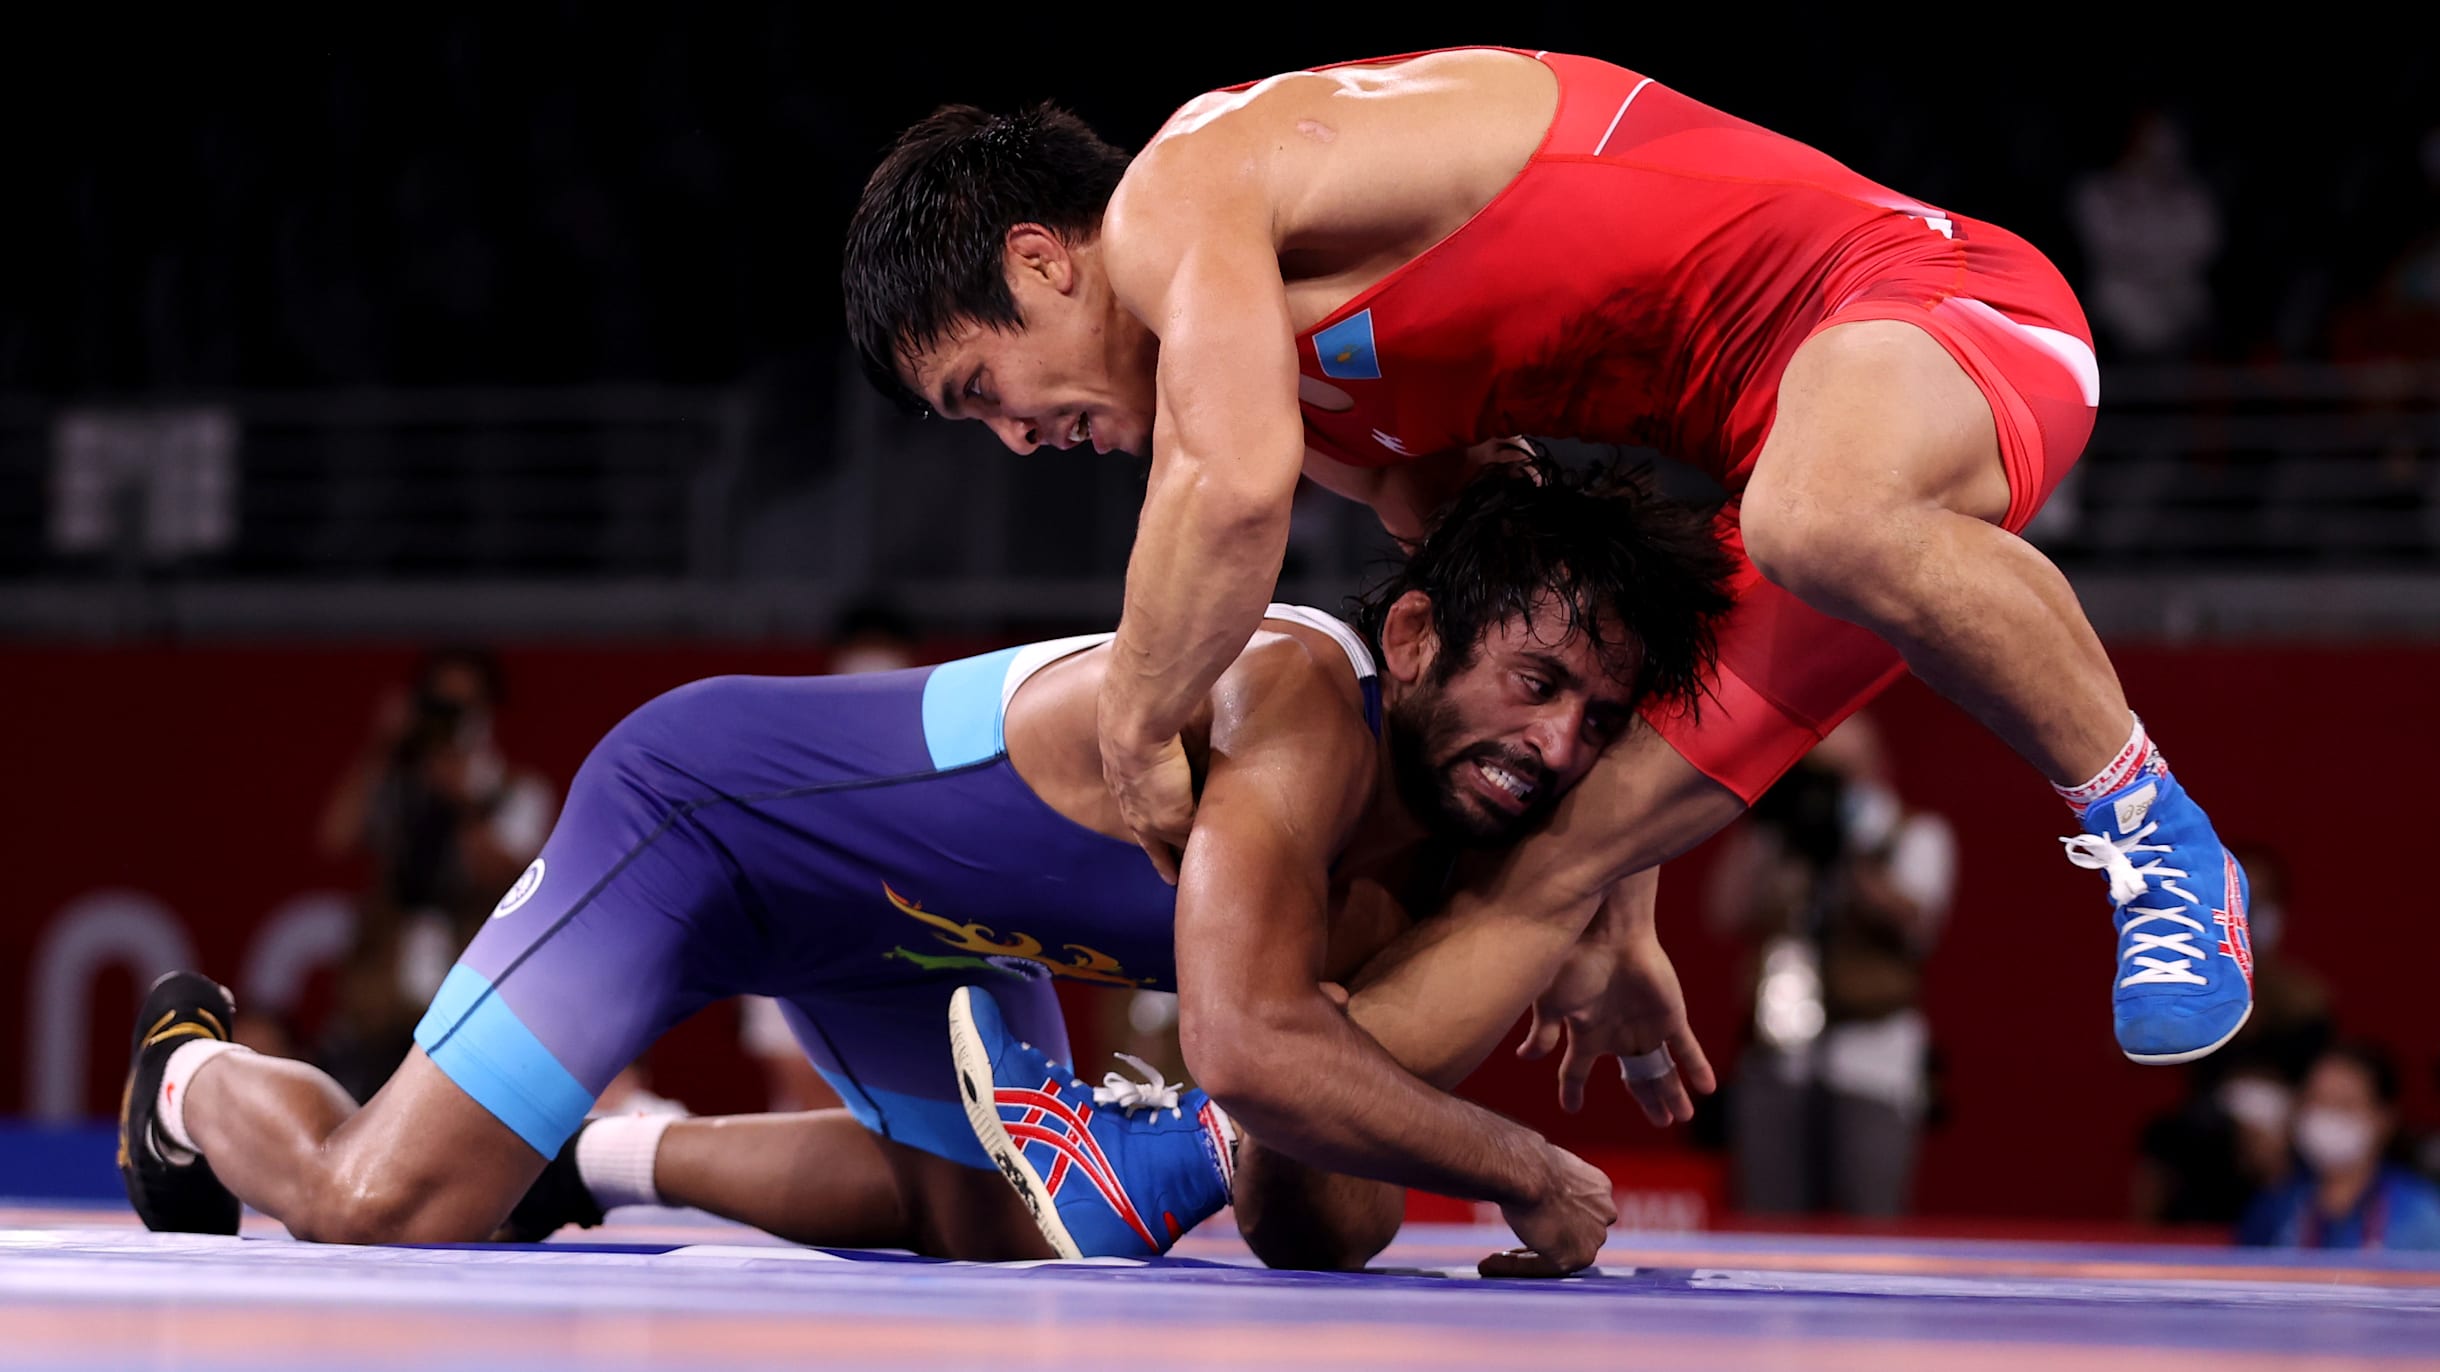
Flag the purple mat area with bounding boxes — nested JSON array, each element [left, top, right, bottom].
[[2, 1212, 2435, 1371]]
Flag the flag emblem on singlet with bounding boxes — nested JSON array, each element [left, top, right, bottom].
[[1314, 310, 1382, 380]]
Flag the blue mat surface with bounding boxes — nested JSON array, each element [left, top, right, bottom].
[[3, 1205, 2434, 1370]]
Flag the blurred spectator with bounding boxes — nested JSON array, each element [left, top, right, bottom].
[[1708, 711, 1956, 1218], [2132, 1059, 2297, 1227], [825, 598, 924, 676], [2238, 1043, 2440, 1250], [2219, 841, 2335, 1080], [2070, 108, 2223, 361], [735, 598, 922, 1111], [2131, 840, 2335, 1227], [2328, 127, 2440, 363], [310, 646, 557, 1102], [593, 1060, 690, 1120], [736, 998, 840, 1113], [2322, 127, 2440, 545], [1102, 987, 1193, 1093], [2421, 1061, 2440, 1191]]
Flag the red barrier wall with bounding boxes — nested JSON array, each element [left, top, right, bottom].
[[7, 640, 2435, 1220]]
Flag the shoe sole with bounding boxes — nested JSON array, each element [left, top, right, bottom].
[[119, 972, 241, 1234], [2122, 1002, 2253, 1066], [948, 986, 1083, 1261]]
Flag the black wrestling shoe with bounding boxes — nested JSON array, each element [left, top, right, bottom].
[[117, 971, 241, 1235], [496, 1122, 605, 1242]]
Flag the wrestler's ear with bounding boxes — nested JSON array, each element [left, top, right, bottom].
[[1378, 591, 1441, 686], [1003, 223, 1077, 294]]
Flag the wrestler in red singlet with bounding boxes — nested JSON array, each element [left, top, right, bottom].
[[1259, 49, 2102, 801]]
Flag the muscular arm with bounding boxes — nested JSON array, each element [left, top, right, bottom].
[[1092, 105, 1537, 764], [1338, 865, 1614, 1090], [1172, 642, 1553, 1207], [1097, 150, 1308, 767]]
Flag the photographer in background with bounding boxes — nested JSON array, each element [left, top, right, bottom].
[[311, 645, 557, 1102], [2130, 840, 2335, 1228], [1707, 711, 1957, 1218]]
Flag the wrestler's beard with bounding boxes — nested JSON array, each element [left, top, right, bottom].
[[1385, 683, 1557, 848]]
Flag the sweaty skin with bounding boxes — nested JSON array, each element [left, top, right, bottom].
[[1104, 55, 1563, 862], [1004, 602, 1624, 1269], [172, 600, 1633, 1274], [907, 52, 1560, 871], [900, 53, 1728, 1140], [905, 47, 2137, 1094]]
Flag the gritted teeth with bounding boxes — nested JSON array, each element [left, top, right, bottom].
[[1067, 413, 1091, 445], [1477, 759, 1536, 801]]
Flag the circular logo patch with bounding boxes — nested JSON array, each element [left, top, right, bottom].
[[491, 858, 546, 920]]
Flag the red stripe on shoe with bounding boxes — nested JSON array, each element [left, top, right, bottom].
[[1003, 1120, 1160, 1251], [996, 1086, 1133, 1212]]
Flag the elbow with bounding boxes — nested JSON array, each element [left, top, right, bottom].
[[1178, 1004, 1289, 1118]]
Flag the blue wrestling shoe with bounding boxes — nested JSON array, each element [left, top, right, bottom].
[[948, 985, 1235, 1259], [2062, 770, 2254, 1064]]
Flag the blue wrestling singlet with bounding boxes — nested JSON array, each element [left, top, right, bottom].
[[413, 606, 1379, 1167]]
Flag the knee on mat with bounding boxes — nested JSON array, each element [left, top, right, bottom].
[[286, 1172, 460, 1246], [1238, 1182, 1404, 1273]]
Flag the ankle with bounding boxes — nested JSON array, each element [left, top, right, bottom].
[[157, 1040, 252, 1163], [2053, 713, 2167, 812], [575, 1114, 675, 1209]]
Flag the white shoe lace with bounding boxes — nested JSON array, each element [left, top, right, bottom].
[[2061, 823, 2210, 987], [1091, 1052, 1185, 1118]]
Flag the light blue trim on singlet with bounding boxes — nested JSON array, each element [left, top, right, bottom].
[[812, 1066, 995, 1170], [919, 646, 1023, 770], [918, 607, 1377, 773], [414, 965, 597, 1156]]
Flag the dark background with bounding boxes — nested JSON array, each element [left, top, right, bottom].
[[9, 8, 2432, 401]]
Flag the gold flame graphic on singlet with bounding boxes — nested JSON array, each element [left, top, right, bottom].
[[882, 883, 1148, 988]]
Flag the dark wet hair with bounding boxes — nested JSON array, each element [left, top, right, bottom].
[[843, 102, 1132, 414], [1352, 453, 1736, 716]]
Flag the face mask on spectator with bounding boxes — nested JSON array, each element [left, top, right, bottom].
[[2294, 1107, 2379, 1173], [2218, 1076, 2290, 1136]]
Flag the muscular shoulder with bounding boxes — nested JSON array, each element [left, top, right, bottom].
[[1211, 624, 1369, 737], [1105, 51, 1551, 314], [1204, 625, 1376, 822], [1100, 78, 1317, 305], [1137, 48, 1523, 173]]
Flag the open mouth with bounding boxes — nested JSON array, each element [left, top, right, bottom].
[[1066, 412, 1093, 449]]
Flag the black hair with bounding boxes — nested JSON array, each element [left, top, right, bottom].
[[842, 102, 1133, 414], [2317, 1040, 2403, 1107], [833, 597, 918, 643], [413, 643, 504, 709], [1352, 452, 1736, 717]]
